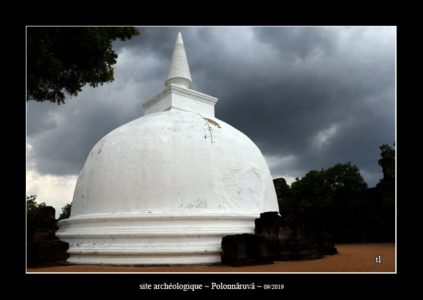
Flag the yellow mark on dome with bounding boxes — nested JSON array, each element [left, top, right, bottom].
[[204, 118, 221, 128]]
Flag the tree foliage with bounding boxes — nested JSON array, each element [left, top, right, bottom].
[[58, 203, 72, 220], [286, 163, 368, 241], [375, 144, 395, 241], [378, 144, 395, 180], [377, 144, 395, 197], [277, 145, 395, 243], [26, 195, 47, 225], [27, 27, 139, 104]]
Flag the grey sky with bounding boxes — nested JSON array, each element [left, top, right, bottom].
[[27, 26, 395, 190]]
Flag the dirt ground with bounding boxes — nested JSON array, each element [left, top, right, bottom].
[[28, 243, 395, 273]]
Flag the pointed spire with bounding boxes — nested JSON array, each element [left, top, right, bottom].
[[165, 32, 192, 89]]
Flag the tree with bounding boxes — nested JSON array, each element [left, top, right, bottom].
[[375, 144, 395, 241], [288, 163, 368, 241], [377, 144, 395, 188], [26, 195, 55, 244], [58, 203, 72, 220], [27, 27, 139, 104], [277, 145, 395, 243], [26, 195, 47, 226]]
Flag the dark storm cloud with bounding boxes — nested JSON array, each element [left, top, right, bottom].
[[27, 27, 395, 186], [27, 103, 58, 135], [27, 73, 150, 175], [113, 27, 199, 60], [252, 27, 338, 61], [28, 100, 131, 175], [190, 27, 395, 185]]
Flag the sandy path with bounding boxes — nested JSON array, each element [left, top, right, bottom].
[[28, 243, 395, 273]]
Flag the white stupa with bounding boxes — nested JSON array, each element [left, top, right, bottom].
[[57, 32, 279, 265]]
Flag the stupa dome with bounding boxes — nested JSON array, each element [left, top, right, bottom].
[[57, 32, 278, 265]]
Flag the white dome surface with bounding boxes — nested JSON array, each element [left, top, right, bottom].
[[57, 111, 278, 265], [72, 111, 277, 216]]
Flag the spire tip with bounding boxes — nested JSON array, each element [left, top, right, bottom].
[[165, 32, 192, 88]]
